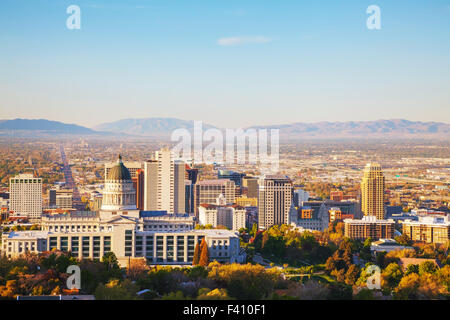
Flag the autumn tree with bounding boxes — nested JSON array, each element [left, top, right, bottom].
[[345, 264, 360, 286], [208, 263, 280, 299], [192, 242, 201, 266], [199, 239, 209, 267]]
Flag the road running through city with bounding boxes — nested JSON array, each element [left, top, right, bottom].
[[59, 145, 84, 210]]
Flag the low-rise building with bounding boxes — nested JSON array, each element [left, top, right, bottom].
[[1, 231, 48, 258], [402, 215, 450, 244], [198, 204, 247, 231], [2, 211, 244, 266], [370, 239, 413, 255], [344, 216, 395, 240], [235, 196, 257, 207]]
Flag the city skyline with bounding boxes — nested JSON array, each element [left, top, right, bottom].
[[1, 0, 450, 128]]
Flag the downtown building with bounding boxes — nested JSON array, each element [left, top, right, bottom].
[[1, 156, 244, 266], [193, 179, 236, 217], [290, 202, 330, 231], [361, 163, 385, 220], [143, 148, 186, 214], [198, 203, 247, 231], [402, 215, 450, 244], [9, 174, 43, 222], [257, 175, 293, 230], [344, 215, 395, 240]]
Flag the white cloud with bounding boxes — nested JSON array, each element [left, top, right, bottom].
[[217, 36, 271, 46]]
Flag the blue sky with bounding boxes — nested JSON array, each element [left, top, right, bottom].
[[0, 0, 449, 128]]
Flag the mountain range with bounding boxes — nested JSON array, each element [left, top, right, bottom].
[[1, 118, 449, 140], [0, 119, 98, 136]]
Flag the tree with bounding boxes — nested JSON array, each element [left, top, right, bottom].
[[192, 242, 201, 266], [345, 264, 360, 286], [382, 263, 403, 290], [199, 239, 209, 267], [250, 223, 258, 237], [101, 252, 122, 279], [327, 283, 352, 300], [208, 263, 280, 300], [94, 279, 138, 300], [405, 264, 419, 275], [354, 288, 375, 300], [394, 234, 412, 246], [418, 261, 437, 276], [127, 259, 148, 281], [197, 288, 233, 300]]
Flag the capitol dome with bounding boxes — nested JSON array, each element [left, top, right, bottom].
[[107, 155, 132, 181], [101, 155, 136, 211]]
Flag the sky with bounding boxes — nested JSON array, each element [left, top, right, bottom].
[[0, 0, 449, 128]]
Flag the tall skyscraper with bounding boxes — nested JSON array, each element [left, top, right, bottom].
[[143, 149, 186, 214], [187, 167, 199, 184], [10, 173, 43, 221], [258, 175, 293, 230], [144, 160, 158, 211], [361, 163, 385, 220], [174, 160, 186, 214]]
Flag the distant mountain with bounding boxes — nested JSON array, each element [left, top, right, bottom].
[[94, 118, 217, 136], [249, 119, 450, 140], [0, 119, 99, 136], [1, 118, 448, 140], [94, 118, 450, 140]]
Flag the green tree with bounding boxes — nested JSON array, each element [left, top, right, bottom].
[[382, 263, 403, 290], [418, 261, 437, 276], [405, 264, 419, 275], [101, 252, 122, 279], [94, 279, 138, 300]]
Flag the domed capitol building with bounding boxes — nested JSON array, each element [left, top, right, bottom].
[[2, 155, 245, 267], [101, 155, 137, 211]]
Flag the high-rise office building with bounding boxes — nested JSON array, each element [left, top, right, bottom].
[[174, 160, 186, 214], [258, 175, 293, 230], [143, 149, 186, 214], [242, 177, 258, 198], [187, 167, 199, 184], [48, 189, 56, 207], [134, 169, 145, 210], [194, 179, 236, 216], [361, 163, 385, 220], [10, 173, 43, 221]]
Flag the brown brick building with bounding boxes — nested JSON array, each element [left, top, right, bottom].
[[344, 216, 395, 240]]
